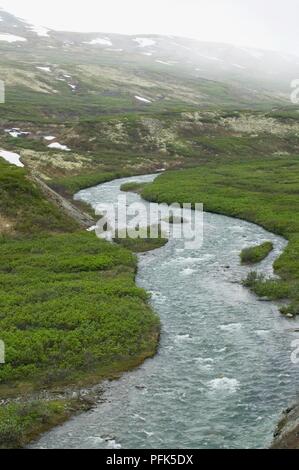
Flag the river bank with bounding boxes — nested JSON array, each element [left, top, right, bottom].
[[272, 403, 299, 448]]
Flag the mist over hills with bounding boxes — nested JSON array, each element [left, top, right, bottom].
[[0, 7, 298, 116]]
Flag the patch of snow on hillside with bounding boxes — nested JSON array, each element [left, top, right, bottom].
[[135, 95, 152, 104], [48, 142, 70, 151], [28, 25, 49, 37], [134, 38, 156, 48], [44, 136, 56, 141], [85, 37, 112, 46], [0, 149, 23, 167], [156, 60, 173, 66], [5, 128, 30, 138], [36, 66, 51, 73], [0, 34, 26, 43]]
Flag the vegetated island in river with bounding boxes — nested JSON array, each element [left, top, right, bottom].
[[240, 242, 274, 265]]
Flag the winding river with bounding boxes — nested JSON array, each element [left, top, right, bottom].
[[32, 174, 299, 449]]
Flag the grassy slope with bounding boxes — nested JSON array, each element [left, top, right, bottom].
[[0, 160, 159, 447], [141, 156, 299, 316]]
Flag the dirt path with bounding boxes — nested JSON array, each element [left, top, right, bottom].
[[30, 173, 95, 228]]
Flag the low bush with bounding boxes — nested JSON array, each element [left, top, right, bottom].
[[240, 242, 273, 264]]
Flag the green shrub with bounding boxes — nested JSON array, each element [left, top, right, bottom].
[[0, 401, 72, 448], [240, 242, 274, 264]]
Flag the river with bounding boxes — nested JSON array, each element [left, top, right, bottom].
[[31, 174, 299, 449]]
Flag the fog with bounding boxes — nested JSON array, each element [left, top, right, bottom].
[[0, 0, 298, 55]]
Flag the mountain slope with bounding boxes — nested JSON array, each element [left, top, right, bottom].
[[0, 7, 298, 119]]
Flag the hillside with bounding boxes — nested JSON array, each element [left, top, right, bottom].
[[0, 7, 298, 123]]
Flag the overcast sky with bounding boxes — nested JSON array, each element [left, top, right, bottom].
[[0, 0, 298, 55]]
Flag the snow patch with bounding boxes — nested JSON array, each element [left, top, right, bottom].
[[134, 37, 156, 48], [5, 128, 30, 138], [47, 142, 70, 151], [0, 34, 26, 43], [135, 95, 152, 104], [0, 149, 23, 167], [28, 25, 49, 37], [44, 136, 56, 141], [85, 37, 112, 46], [36, 66, 51, 73]]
